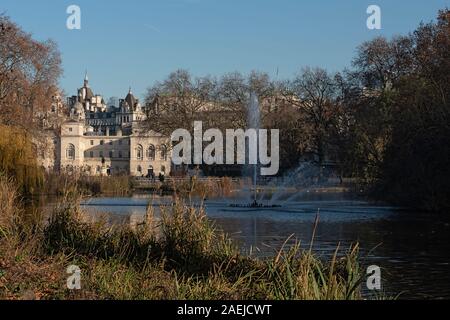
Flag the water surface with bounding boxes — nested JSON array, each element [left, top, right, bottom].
[[79, 193, 450, 299]]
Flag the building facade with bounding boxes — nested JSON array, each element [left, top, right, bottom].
[[60, 75, 171, 177]]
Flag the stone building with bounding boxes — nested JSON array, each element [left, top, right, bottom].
[[60, 75, 171, 177], [33, 90, 67, 172]]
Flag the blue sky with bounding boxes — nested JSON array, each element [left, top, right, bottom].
[[1, 0, 448, 100]]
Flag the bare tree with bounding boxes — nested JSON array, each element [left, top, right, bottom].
[[0, 14, 62, 130], [214, 71, 276, 130], [283, 67, 342, 167], [352, 36, 413, 91], [144, 69, 216, 136]]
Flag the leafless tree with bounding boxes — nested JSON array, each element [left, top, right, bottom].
[[143, 69, 217, 137], [0, 14, 62, 131], [283, 67, 342, 166]]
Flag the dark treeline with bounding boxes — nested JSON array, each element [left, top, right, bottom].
[[144, 10, 449, 212]]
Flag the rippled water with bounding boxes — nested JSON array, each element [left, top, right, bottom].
[[79, 193, 450, 299]]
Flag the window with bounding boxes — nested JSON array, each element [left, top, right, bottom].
[[99, 151, 104, 158], [90, 140, 94, 146], [109, 140, 113, 146], [136, 145, 143, 160], [147, 145, 156, 161], [109, 151, 113, 158], [161, 165, 166, 173], [119, 151, 123, 158], [119, 140, 122, 145], [100, 140, 104, 145], [66, 144, 75, 160], [69, 128, 73, 132], [137, 165, 142, 174], [90, 151, 94, 158], [160, 145, 167, 161]]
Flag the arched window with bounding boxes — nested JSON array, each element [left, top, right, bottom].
[[148, 165, 154, 177], [160, 145, 167, 161], [136, 144, 143, 160], [147, 145, 156, 160], [137, 165, 142, 174], [66, 144, 75, 160]]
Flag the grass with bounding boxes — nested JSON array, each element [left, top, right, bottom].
[[0, 175, 364, 300], [165, 176, 239, 199], [40, 173, 133, 196]]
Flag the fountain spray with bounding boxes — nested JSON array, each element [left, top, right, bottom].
[[247, 92, 260, 204]]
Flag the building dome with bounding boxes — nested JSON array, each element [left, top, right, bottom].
[[83, 86, 94, 100], [125, 88, 137, 110], [81, 72, 94, 100]]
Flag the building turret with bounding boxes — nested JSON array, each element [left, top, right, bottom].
[[84, 71, 89, 87], [125, 87, 137, 110]]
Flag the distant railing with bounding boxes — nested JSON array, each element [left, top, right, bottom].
[[133, 176, 244, 185]]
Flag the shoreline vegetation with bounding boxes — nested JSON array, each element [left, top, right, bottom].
[[0, 176, 365, 300], [35, 173, 357, 199], [37, 174, 246, 198]]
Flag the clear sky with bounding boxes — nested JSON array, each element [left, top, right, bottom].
[[1, 0, 448, 100]]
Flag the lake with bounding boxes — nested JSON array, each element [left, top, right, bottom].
[[78, 192, 450, 299]]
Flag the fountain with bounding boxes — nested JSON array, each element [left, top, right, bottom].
[[229, 92, 284, 209], [227, 91, 337, 210], [230, 199, 282, 208]]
